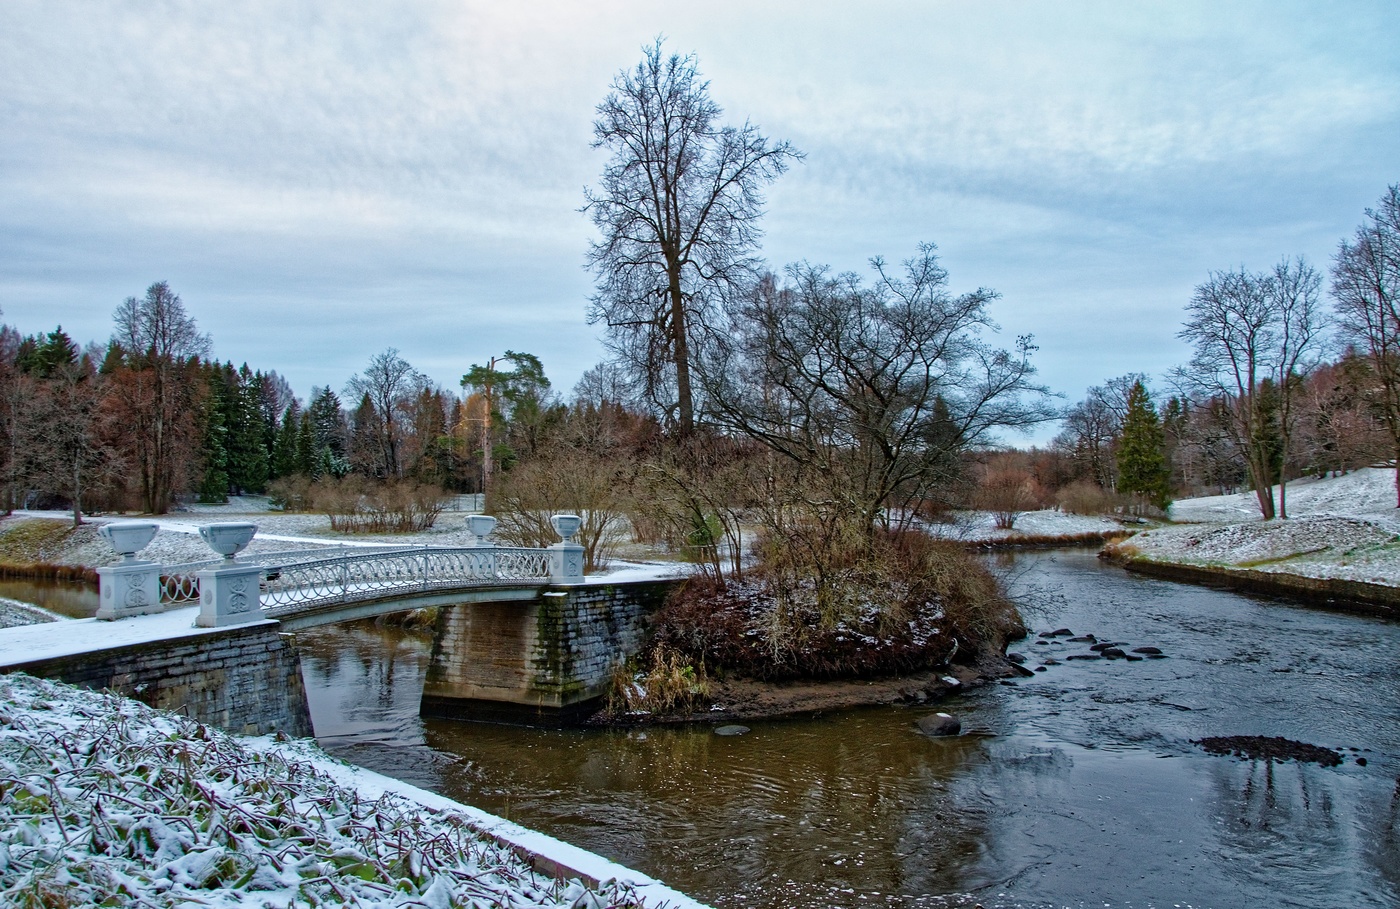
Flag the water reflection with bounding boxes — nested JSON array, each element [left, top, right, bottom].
[[293, 551, 1400, 909], [0, 578, 99, 618]]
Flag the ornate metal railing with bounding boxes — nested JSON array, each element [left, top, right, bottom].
[[219, 546, 555, 615], [97, 516, 582, 625], [158, 545, 418, 606]]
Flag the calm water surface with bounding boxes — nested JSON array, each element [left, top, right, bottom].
[[292, 551, 1400, 909], [0, 578, 98, 618]]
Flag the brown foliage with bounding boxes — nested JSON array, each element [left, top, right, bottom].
[[311, 476, 448, 533], [652, 531, 1018, 680]]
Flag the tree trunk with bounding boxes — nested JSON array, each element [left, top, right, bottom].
[[668, 265, 694, 437]]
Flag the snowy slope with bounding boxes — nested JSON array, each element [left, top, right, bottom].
[[1127, 468, 1400, 586]]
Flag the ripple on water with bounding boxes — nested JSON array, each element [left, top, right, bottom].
[[292, 550, 1400, 909]]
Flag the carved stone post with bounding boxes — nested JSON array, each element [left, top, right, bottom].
[[467, 514, 498, 579], [195, 563, 265, 627], [96, 522, 162, 620], [194, 522, 266, 628], [548, 514, 585, 585]]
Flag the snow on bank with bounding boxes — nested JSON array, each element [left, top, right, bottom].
[[0, 674, 703, 909], [1125, 468, 1400, 587], [926, 508, 1125, 542]]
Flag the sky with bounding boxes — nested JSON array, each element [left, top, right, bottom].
[[2, 1, 1397, 444]]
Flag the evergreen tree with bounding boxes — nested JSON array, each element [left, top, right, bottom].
[[295, 409, 317, 477], [1117, 381, 1172, 512], [272, 400, 302, 478], [198, 366, 231, 503], [226, 365, 269, 493]]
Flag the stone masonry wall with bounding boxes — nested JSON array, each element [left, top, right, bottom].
[[530, 581, 678, 705], [422, 579, 682, 720], [4, 622, 312, 737]]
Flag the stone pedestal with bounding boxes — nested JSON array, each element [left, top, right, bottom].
[[548, 542, 585, 585], [196, 564, 265, 627], [96, 561, 163, 620]]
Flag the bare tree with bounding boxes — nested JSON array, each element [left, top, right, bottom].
[[1332, 184, 1400, 506], [345, 349, 424, 479], [110, 282, 211, 512], [1177, 258, 1324, 519], [1052, 374, 1148, 490], [583, 39, 800, 436], [704, 244, 1056, 537]]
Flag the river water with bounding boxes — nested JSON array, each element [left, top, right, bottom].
[[289, 550, 1400, 908]]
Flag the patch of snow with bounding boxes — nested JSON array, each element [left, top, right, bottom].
[[1127, 468, 1400, 587], [0, 674, 705, 908], [926, 509, 1124, 541]]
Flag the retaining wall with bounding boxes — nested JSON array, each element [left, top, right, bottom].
[[3, 620, 312, 737], [422, 579, 680, 722]]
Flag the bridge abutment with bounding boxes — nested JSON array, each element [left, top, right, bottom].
[[2, 619, 312, 737], [420, 580, 679, 723]]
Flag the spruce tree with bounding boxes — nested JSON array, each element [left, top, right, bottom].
[[1117, 381, 1172, 512], [198, 367, 231, 503]]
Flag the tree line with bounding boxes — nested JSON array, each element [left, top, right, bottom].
[[0, 282, 570, 525], [1039, 184, 1400, 520]]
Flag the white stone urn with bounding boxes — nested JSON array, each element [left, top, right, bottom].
[[466, 514, 497, 545], [99, 521, 159, 563], [550, 514, 582, 543], [199, 522, 258, 561]]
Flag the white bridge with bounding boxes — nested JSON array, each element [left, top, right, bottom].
[[96, 516, 587, 630]]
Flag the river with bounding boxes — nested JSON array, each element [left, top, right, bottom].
[[284, 551, 1400, 907]]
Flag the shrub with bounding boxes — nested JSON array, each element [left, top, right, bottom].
[[267, 475, 313, 512], [1055, 479, 1119, 516], [651, 530, 1019, 680], [978, 467, 1042, 529], [311, 477, 448, 533], [605, 645, 711, 715]]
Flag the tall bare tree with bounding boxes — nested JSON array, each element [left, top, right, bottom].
[[110, 282, 211, 513], [1177, 258, 1325, 519], [1332, 184, 1400, 506], [583, 39, 800, 436], [704, 244, 1055, 536], [345, 348, 423, 479]]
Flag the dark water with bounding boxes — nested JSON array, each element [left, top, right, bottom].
[[0, 578, 99, 618], [291, 551, 1400, 909]]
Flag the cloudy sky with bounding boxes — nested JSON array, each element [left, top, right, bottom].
[[3, 1, 1397, 442]]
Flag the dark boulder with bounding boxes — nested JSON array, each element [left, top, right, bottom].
[[917, 713, 961, 736], [1007, 652, 1027, 664], [1131, 646, 1163, 656], [1068, 635, 1097, 643], [1101, 647, 1127, 659], [1065, 653, 1102, 661], [714, 725, 750, 736]]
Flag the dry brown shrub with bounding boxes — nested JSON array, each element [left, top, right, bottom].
[[605, 645, 711, 715], [1055, 479, 1120, 516], [978, 467, 1042, 529], [311, 477, 448, 533]]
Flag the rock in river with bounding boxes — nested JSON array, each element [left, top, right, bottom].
[[1039, 628, 1074, 638], [714, 725, 750, 736], [917, 713, 961, 736], [1132, 646, 1163, 656]]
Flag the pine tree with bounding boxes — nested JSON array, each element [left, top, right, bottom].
[[225, 365, 269, 494], [198, 367, 231, 503], [271, 400, 302, 479], [1117, 381, 1172, 512]]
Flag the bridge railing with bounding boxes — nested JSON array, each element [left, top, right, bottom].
[[257, 546, 552, 612], [95, 516, 584, 627]]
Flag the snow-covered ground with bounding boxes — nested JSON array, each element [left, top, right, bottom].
[[0, 673, 703, 909], [926, 508, 1126, 541], [1124, 467, 1400, 586]]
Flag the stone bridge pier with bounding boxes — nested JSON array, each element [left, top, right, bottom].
[[420, 581, 679, 723]]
